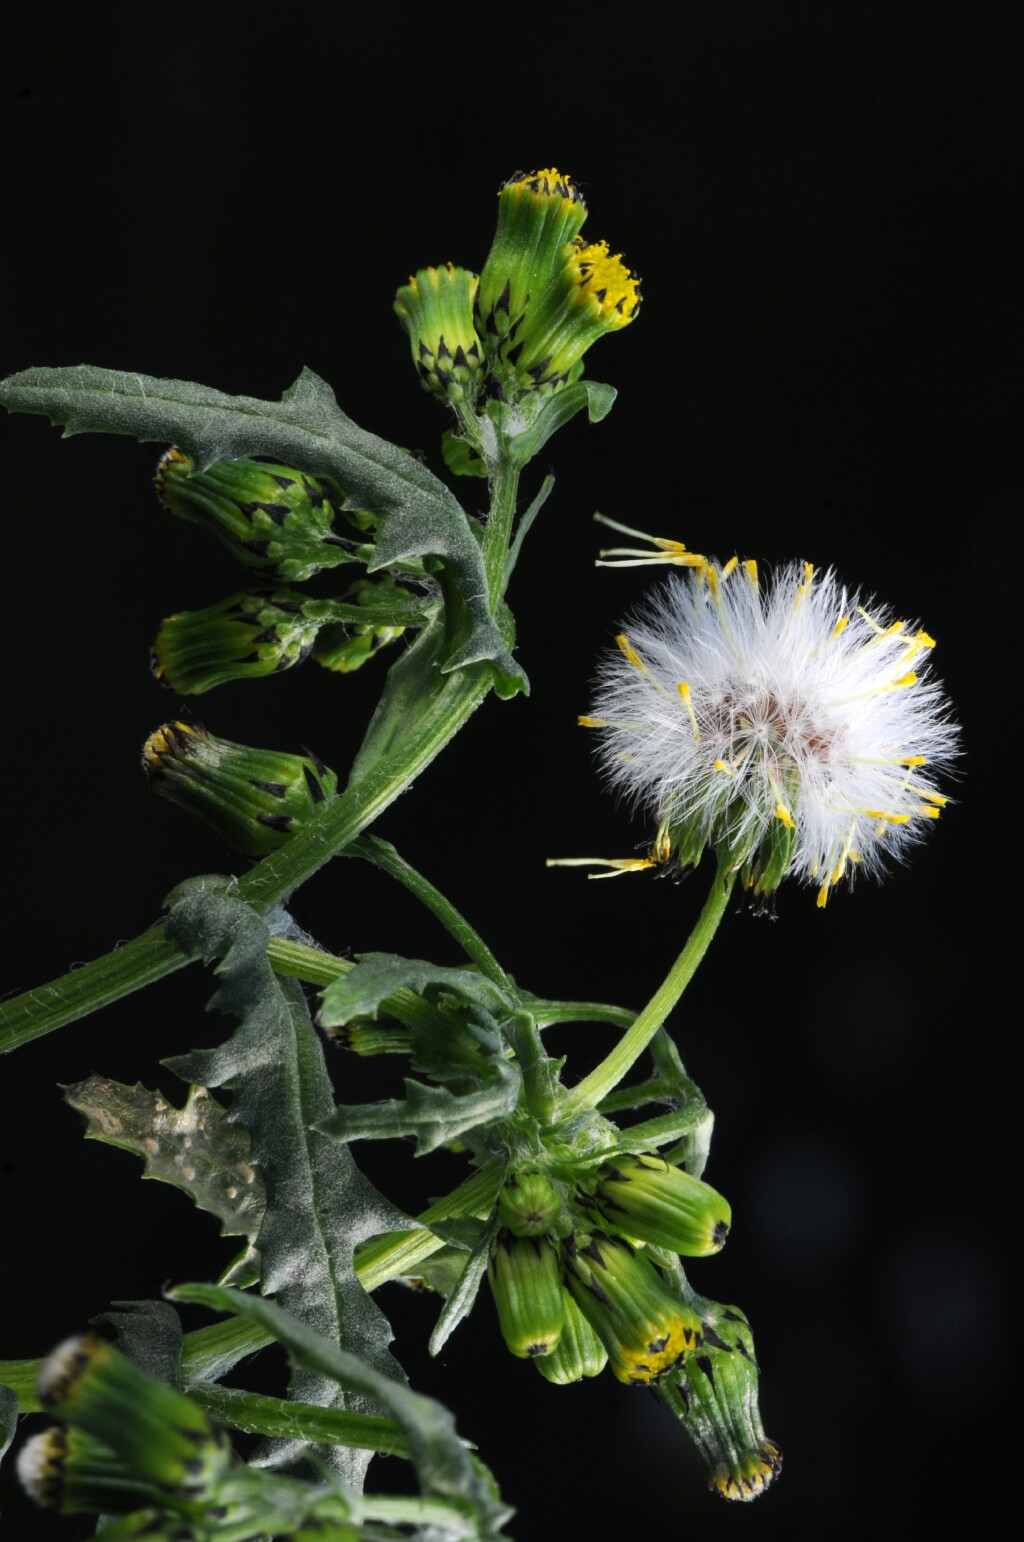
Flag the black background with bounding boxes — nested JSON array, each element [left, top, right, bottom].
[[1, 5, 1017, 1538]]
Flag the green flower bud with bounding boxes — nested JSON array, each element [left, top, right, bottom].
[[152, 588, 321, 694], [487, 1231, 566, 1359], [394, 264, 486, 403], [492, 235, 641, 396], [534, 1290, 608, 1385], [324, 1017, 415, 1056], [564, 1231, 702, 1386], [659, 1302, 782, 1502], [498, 1172, 562, 1237], [142, 721, 337, 857], [476, 169, 588, 359], [36, 1335, 229, 1500], [582, 1153, 731, 1257], [155, 448, 362, 583], [17, 1426, 158, 1515]]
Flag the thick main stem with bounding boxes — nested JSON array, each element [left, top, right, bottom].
[[0, 665, 490, 1053], [482, 446, 521, 605], [559, 861, 736, 1117]]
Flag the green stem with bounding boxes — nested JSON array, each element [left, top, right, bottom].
[[345, 836, 513, 992], [482, 445, 521, 604], [527, 998, 636, 1031], [559, 861, 736, 1117], [266, 937, 351, 988], [509, 1011, 557, 1125], [354, 1159, 503, 1291], [0, 665, 490, 1055], [190, 1382, 411, 1458], [2, 1164, 504, 1414], [0, 925, 189, 1053]]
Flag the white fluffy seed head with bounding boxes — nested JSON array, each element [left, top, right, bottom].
[[588, 560, 958, 905]]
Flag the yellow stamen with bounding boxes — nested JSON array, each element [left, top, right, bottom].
[[766, 768, 795, 828], [545, 856, 656, 879], [816, 883, 830, 909], [592, 513, 706, 568], [916, 789, 947, 805], [577, 715, 609, 728], [893, 672, 918, 689], [705, 564, 721, 604], [713, 759, 732, 774], [863, 810, 911, 824], [794, 562, 815, 610], [615, 633, 647, 672], [720, 556, 739, 580], [830, 616, 849, 640], [902, 755, 927, 766], [742, 559, 759, 587], [678, 681, 701, 740], [653, 822, 673, 863], [855, 605, 886, 634], [918, 805, 941, 819]]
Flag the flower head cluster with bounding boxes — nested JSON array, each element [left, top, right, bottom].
[[394, 167, 640, 411], [585, 551, 957, 905]]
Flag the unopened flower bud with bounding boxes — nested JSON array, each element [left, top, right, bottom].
[[152, 588, 321, 694], [498, 1172, 562, 1237], [142, 721, 336, 856], [476, 169, 588, 357], [494, 235, 641, 395], [582, 1153, 731, 1257], [17, 1426, 156, 1515], [394, 265, 486, 403], [156, 448, 360, 582], [36, 1335, 229, 1499], [659, 1301, 782, 1502], [324, 1018, 415, 1056], [564, 1231, 702, 1385], [487, 1231, 566, 1359], [534, 1290, 608, 1384]]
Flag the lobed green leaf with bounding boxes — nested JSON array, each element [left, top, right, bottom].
[[161, 875, 411, 1487]]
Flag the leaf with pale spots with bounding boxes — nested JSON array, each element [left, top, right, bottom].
[[64, 1076, 267, 1245]]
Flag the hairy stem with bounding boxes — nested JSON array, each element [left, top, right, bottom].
[[190, 1383, 411, 1457], [482, 447, 522, 604], [345, 836, 513, 992], [0, 666, 490, 1054]]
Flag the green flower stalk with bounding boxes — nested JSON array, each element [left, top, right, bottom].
[[35, 1335, 230, 1501], [534, 1291, 608, 1385], [580, 1153, 732, 1257], [394, 264, 487, 403], [487, 1231, 566, 1359], [313, 575, 412, 674], [498, 1172, 562, 1237], [564, 1231, 703, 1386], [152, 588, 321, 694], [142, 721, 337, 856], [658, 1301, 781, 1502], [16, 1426, 160, 1515], [156, 448, 362, 582]]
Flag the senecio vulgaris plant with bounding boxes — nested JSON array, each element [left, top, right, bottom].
[[0, 167, 957, 1538]]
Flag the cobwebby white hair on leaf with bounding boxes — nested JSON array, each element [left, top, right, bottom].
[[586, 558, 957, 906]]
